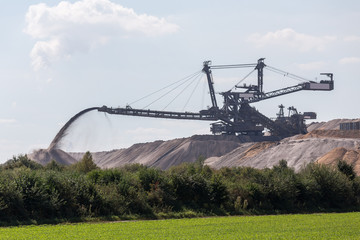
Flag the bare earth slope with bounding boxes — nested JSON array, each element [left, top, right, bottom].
[[29, 119, 360, 175], [317, 147, 360, 175], [29, 148, 77, 166], [69, 135, 248, 170], [307, 118, 360, 131], [206, 136, 360, 173]]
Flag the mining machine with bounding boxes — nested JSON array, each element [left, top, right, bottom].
[[98, 58, 334, 137]]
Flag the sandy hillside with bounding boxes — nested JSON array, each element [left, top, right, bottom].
[[205, 135, 360, 173], [299, 130, 360, 139], [317, 147, 360, 175], [29, 118, 360, 174], [307, 118, 360, 131], [69, 135, 248, 169], [29, 148, 77, 166]]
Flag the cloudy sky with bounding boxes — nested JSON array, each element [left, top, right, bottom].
[[1, 0, 359, 162]]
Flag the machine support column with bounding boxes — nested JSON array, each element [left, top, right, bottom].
[[202, 61, 218, 109], [256, 58, 266, 94]]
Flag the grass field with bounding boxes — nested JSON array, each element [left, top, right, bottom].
[[0, 212, 359, 239]]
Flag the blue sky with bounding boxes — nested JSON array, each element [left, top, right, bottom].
[[1, 0, 359, 163]]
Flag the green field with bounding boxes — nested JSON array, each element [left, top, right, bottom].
[[0, 212, 359, 240]]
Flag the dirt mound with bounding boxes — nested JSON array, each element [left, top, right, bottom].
[[317, 147, 360, 175], [31, 131, 360, 174], [307, 118, 360, 131], [66, 135, 246, 170], [29, 148, 77, 166], [63, 135, 280, 170], [30, 118, 360, 173], [205, 141, 275, 168], [206, 136, 360, 172], [299, 130, 360, 139], [241, 142, 277, 159]]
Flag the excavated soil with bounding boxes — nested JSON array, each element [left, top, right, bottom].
[[317, 147, 360, 175], [298, 130, 360, 139], [206, 136, 360, 173], [29, 118, 360, 175], [307, 118, 360, 131], [69, 135, 256, 170], [29, 148, 77, 166]]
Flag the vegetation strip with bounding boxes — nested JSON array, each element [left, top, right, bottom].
[[0, 212, 359, 239], [0, 154, 359, 225]]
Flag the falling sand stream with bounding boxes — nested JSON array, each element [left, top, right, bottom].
[[48, 107, 100, 150]]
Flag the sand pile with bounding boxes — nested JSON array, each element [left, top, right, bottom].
[[205, 136, 360, 172], [206, 142, 273, 167], [30, 130, 360, 173], [317, 147, 360, 175], [308, 118, 360, 131], [299, 130, 360, 139], [69, 135, 245, 170], [28, 148, 77, 166], [29, 118, 360, 174]]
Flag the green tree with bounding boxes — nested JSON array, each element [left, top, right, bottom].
[[72, 152, 98, 173]]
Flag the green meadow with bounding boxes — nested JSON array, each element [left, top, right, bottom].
[[1, 212, 359, 240]]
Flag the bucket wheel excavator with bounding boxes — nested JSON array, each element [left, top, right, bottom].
[[98, 58, 334, 137]]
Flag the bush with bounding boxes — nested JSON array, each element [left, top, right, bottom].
[[138, 167, 163, 192], [0, 171, 24, 220], [299, 163, 355, 210], [337, 160, 356, 180], [265, 161, 300, 211], [223, 167, 268, 212], [2, 155, 43, 170], [87, 169, 124, 185], [209, 174, 228, 208], [45, 160, 65, 171], [170, 171, 211, 210]]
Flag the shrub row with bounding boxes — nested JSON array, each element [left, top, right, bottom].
[[0, 154, 359, 224]]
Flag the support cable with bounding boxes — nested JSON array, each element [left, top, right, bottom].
[[266, 65, 311, 82], [182, 73, 203, 111], [142, 71, 202, 110], [129, 70, 202, 106], [162, 72, 202, 110], [201, 76, 207, 110]]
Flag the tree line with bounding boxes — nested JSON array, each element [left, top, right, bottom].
[[0, 153, 359, 225]]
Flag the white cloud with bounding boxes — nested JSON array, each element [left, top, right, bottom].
[[24, 0, 179, 70], [30, 39, 62, 70], [343, 36, 360, 42], [247, 28, 336, 52], [339, 57, 360, 65], [296, 61, 326, 71], [0, 119, 16, 124]]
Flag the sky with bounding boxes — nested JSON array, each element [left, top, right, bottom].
[[1, 0, 360, 163]]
